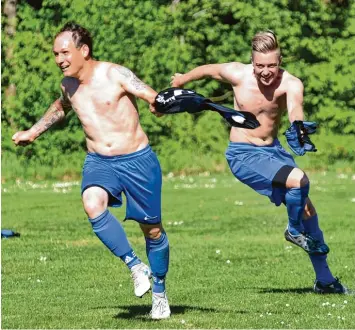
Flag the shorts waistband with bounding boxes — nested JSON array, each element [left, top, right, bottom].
[[228, 138, 280, 148], [87, 144, 152, 161]]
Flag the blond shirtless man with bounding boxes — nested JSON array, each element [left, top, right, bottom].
[[171, 30, 349, 294], [12, 22, 171, 318]]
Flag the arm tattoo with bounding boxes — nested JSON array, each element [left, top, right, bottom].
[[31, 103, 65, 136], [59, 93, 72, 114], [131, 74, 147, 91], [117, 66, 131, 78], [117, 66, 147, 91]]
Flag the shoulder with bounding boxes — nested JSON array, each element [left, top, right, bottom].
[[223, 61, 247, 71], [107, 63, 134, 83], [282, 70, 304, 91], [106, 62, 130, 75], [220, 62, 249, 85]]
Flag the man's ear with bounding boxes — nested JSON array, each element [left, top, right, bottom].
[[250, 55, 253, 64], [279, 55, 283, 66], [81, 44, 90, 58]]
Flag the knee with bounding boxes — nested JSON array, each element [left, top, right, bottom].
[[82, 187, 108, 218], [285, 175, 310, 207], [140, 223, 163, 239], [286, 168, 309, 189]]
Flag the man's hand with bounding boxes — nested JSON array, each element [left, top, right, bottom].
[[149, 103, 164, 117], [12, 130, 36, 146], [171, 73, 184, 88], [285, 121, 317, 156]]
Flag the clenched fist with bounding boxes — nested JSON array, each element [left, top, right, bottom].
[[170, 73, 185, 88], [12, 130, 36, 146], [149, 103, 164, 118]]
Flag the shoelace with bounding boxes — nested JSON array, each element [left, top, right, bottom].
[[292, 233, 310, 250], [152, 297, 168, 314]]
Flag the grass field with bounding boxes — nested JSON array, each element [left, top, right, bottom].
[[2, 171, 355, 329]]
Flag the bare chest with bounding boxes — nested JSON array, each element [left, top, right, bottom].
[[233, 84, 286, 117], [67, 84, 124, 115]]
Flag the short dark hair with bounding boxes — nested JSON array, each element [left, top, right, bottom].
[[56, 22, 93, 57]]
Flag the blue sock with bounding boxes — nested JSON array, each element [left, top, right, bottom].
[[285, 184, 309, 235], [89, 209, 141, 269], [303, 214, 335, 285], [145, 231, 169, 294]]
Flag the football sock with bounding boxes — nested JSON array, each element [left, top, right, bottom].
[[145, 231, 169, 293], [89, 209, 140, 269], [285, 184, 309, 235], [120, 250, 141, 270], [303, 214, 334, 285]]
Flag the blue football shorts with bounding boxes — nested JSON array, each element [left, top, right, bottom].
[[225, 139, 297, 206], [81, 145, 162, 224]]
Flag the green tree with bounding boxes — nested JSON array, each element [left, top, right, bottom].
[[2, 0, 354, 180]]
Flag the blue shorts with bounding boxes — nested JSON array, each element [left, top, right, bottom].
[[81, 145, 162, 224], [225, 139, 297, 206]]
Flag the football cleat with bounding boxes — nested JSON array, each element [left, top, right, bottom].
[[284, 229, 329, 255], [151, 292, 171, 320], [314, 278, 351, 294], [130, 262, 151, 298]]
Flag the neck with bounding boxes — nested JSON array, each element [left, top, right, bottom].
[[76, 59, 96, 84]]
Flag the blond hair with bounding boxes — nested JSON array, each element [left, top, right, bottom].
[[252, 30, 280, 55]]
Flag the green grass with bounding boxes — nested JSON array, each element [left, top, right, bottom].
[[2, 171, 355, 329]]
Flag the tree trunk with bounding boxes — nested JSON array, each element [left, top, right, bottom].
[[4, 0, 17, 98]]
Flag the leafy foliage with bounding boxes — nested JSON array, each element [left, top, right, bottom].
[[2, 0, 355, 179]]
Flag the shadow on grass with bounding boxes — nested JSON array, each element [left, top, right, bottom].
[[107, 304, 248, 321], [259, 287, 313, 294]]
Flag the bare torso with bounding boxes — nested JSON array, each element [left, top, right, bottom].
[[229, 64, 288, 145], [62, 61, 148, 155]]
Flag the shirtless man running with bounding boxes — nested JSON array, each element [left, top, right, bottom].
[[12, 22, 171, 318], [171, 30, 349, 294]]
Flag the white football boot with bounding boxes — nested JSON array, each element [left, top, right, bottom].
[[130, 262, 151, 297], [151, 291, 171, 320]]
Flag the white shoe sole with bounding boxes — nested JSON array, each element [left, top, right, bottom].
[[152, 314, 171, 320]]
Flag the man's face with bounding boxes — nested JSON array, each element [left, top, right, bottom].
[[252, 50, 281, 86], [53, 32, 86, 77]]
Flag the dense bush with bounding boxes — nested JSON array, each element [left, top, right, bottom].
[[2, 0, 355, 179]]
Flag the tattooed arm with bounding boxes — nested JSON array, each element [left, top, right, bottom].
[[110, 64, 162, 116], [30, 97, 69, 137], [12, 90, 72, 146], [111, 65, 158, 105]]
